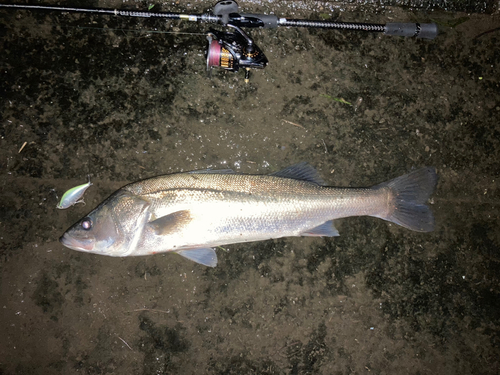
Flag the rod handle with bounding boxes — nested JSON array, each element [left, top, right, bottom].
[[385, 23, 438, 39]]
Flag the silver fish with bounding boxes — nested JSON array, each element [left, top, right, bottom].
[[56, 176, 93, 209], [59, 163, 437, 267]]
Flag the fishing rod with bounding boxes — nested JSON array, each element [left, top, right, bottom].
[[0, 1, 438, 81]]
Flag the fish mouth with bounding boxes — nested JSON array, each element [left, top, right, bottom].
[[59, 233, 94, 252]]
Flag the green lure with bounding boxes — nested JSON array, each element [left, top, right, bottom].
[[57, 176, 93, 209]]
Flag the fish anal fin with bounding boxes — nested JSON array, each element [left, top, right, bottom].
[[271, 162, 325, 185], [148, 210, 192, 235], [301, 220, 339, 237], [176, 248, 218, 267]]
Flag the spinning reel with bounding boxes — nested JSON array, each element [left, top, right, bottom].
[[206, 26, 268, 81], [205, 1, 269, 81]]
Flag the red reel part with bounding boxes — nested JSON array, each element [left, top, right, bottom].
[[207, 39, 234, 70]]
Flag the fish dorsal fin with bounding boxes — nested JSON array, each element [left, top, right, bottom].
[[148, 210, 192, 235], [176, 248, 218, 267], [189, 169, 236, 174], [271, 162, 325, 185], [301, 220, 340, 237]]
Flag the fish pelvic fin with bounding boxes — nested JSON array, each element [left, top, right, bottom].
[[376, 167, 438, 232], [176, 248, 217, 267]]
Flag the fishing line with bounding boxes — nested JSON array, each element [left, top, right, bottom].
[[63, 24, 207, 37], [4, 16, 207, 38]]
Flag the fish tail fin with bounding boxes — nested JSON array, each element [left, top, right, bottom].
[[375, 167, 438, 232]]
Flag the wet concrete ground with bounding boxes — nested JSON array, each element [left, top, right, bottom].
[[1, 1, 499, 374]]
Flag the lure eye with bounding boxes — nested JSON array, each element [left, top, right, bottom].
[[81, 217, 93, 230]]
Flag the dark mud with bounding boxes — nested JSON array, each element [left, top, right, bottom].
[[1, 1, 499, 374]]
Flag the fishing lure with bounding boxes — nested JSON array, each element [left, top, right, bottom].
[[56, 176, 93, 209]]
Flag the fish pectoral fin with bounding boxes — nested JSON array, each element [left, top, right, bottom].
[[176, 248, 218, 267], [270, 162, 325, 185], [301, 220, 339, 237], [148, 210, 192, 235]]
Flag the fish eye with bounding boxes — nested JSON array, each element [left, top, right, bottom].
[[81, 217, 93, 230]]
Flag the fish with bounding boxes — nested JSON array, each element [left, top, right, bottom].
[[59, 163, 437, 267], [56, 176, 93, 209]]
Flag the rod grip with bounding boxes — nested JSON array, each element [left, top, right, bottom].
[[385, 23, 438, 39]]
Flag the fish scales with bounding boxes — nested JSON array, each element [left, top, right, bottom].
[[125, 174, 385, 245], [60, 163, 437, 267], [125, 173, 387, 220]]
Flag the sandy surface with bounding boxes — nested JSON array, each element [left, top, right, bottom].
[[1, 1, 499, 374]]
